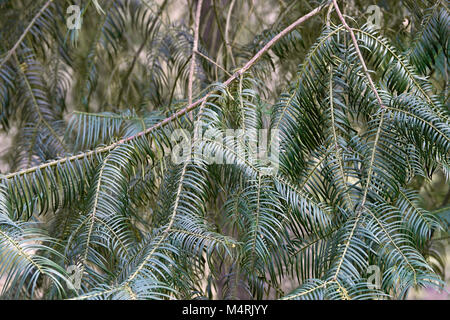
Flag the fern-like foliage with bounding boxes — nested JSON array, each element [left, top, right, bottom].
[[0, 0, 448, 300]]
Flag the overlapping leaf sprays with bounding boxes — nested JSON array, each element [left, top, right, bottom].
[[0, 0, 448, 299]]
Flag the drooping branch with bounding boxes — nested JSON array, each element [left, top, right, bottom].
[[194, 49, 232, 76], [224, 0, 237, 67], [2, 4, 325, 180]]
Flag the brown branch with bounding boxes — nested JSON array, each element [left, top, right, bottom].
[[194, 49, 232, 76], [331, 0, 384, 109], [224, 0, 237, 67], [2, 4, 324, 180]]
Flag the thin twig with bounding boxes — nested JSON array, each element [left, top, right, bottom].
[[187, 0, 204, 120], [194, 49, 232, 76], [224, 0, 236, 67]]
